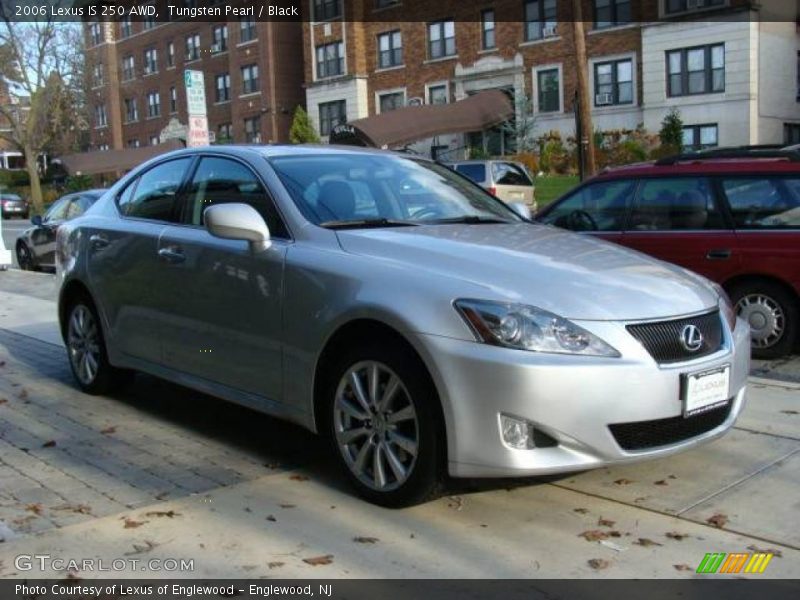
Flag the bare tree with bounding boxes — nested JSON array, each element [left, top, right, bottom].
[[0, 11, 84, 213]]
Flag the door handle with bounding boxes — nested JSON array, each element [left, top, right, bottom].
[[706, 249, 731, 260], [89, 234, 109, 249], [158, 247, 185, 264]]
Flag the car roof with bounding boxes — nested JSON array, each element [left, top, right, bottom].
[[595, 158, 800, 180]]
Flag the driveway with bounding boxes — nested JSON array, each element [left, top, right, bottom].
[[0, 269, 798, 578]]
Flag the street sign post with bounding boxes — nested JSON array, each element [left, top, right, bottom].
[[184, 70, 210, 147]]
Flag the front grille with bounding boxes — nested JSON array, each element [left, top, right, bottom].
[[609, 401, 732, 451], [627, 311, 722, 364]]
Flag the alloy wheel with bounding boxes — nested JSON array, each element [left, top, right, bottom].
[[16, 244, 32, 270], [333, 360, 419, 492], [736, 293, 785, 349], [67, 304, 101, 385]]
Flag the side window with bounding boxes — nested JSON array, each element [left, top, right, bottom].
[[540, 180, 635, 232], [493, 162, 532, 186], [186, 157, 287, 237], [117, 158, 191, 222], [66, 196, 92, 220], [721, 177, 800, 229], [630, 177, 723, 231], [44, 197, 71, 222]]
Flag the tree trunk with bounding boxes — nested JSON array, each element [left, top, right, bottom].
[[571, 1, 596, 178], [23, 146, 44, 215]]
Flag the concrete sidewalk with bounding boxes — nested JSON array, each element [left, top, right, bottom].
[[0, 269, 798, 579]]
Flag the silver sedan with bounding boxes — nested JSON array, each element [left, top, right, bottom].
[[56, 146, 749, 506]]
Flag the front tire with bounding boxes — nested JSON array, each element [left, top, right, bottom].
[[322, 342, 443, 507], [730, 280, 798, 359], [65, 295, 133, 394], [16, 242, 36, 271]]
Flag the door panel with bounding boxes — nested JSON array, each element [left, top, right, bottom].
[[31, 196, 71, 266]]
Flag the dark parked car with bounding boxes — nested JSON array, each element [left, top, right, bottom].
[[1, 193, 29, 219], [537, 148, 800, 358], [16, 190, 105, 271]]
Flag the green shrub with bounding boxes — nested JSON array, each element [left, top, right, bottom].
[[0, 169, 31, 190]]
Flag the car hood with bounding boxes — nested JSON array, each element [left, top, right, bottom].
[[336, 223, 718, 321]]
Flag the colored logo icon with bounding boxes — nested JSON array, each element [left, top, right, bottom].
[[696, 552, 774, 574]]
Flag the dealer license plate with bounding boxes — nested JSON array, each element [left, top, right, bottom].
[[682, 365, 730, 417]]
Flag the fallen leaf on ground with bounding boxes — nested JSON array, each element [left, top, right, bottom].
[[122, 517, 147, 529], [747, 545, 783, 558], [243, 507, 252, 513], [613, 478, 633, 485], [598, 518, 616, 528], [242, 565, 257, 571], [289, 474, 309, 482], [264, 462, 281, 469], [303, 555, 333, 566], [780, 410, 798, 415], [155, 491, 170, 501], [579, 530, 611, 542], [573, 508, 589, 514], [0, 398, 7, 405], [25, 504, 43, 515], [0, 360, 6, 367], [268, 562, 284, 569], [52, 504, 91, 515], [100, 426, 117, 435], [674, 564, 693, 571], [447, 496, 464, 510], [17, 388, 28, 399], [266, 515, 277, 522], [278, 504, 296, 509], [668, 474, 677, 479], [353, 536, 379, 544], [144, 510, 180, 518], [654, 480, 667, 486], [634, 538, 663, 547], [587, 558, 611, 570], [42, 440, 56, 448], [666, 532, 689, 541], [124, 540, 158, 556], [706, 514, 728, 528]]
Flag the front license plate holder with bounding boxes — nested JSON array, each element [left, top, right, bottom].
[[681, 365, 730, 417]]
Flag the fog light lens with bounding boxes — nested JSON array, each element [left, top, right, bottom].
[[500, 414, 534, 449]]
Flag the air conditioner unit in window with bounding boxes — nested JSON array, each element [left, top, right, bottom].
[[595, 93, 613, 106], [211, 43, 222, 53], [542, 26, 557, 38], [407, 97, 423, 107], [686, 0, 704, 9]]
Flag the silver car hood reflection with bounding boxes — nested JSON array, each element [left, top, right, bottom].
[[336, 223, 718, 321]]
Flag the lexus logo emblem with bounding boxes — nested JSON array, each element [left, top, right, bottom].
[[680, 324, 704, 352]]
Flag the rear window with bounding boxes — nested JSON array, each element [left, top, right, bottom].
[[1, 194, 22, 201], [492, 162, 533, 186], [454, 164, 487, 183], [721, 177, 800, 229]]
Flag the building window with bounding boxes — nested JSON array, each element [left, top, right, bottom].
[[144, 48, 158, 75], [218, 122, 233, 142], [379, 90, 405, 113], [428, 20, 455, 59], [149, 135, 160, 145], [241, 64, 259, 94], [124, 98, 138, 123], [98, 144, 109, 152], [316, 41, 344, 78], [314, 0, 342, 20], [122, 55, 135, 81], [239, 16, 256, 43], [319, 100, 347, 136], [146, 91, 160, 118], [120, 18, 132, 38], [375, 0, 399, 7], [244, 116, 261, 143], [667, 43, 724, 96], [212, 25, 228, 53], [785, 123, 800, 145], [428, 84, 448, 105], [143, 13, 155, 30], [185, 34, 200, 61], [664, 0, 725, 15], [92, 63, 104, 87], [94, 104, 107, 127], [481, 10, 496, 50], [215, 73, 231, 102], [166, 42, 175, 67], [377, 31, 402, 68], [537, 68, 560, 112], [594, 0, 631, 28], [594, 58, 633, 105], [89, 23, 102, 46], [682, 124, 718, 151], [169, 86, 177, 113], [525, 0, 557, 41], [127, 139, 140, 148]]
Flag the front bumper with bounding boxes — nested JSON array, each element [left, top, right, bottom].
[[415, 315, 750, 478]]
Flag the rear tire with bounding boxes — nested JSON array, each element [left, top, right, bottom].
[[16, 242, 36, 271], [64, 294, 134, 394], [730, 280, 798, 359], [321, 340, 443, 507]]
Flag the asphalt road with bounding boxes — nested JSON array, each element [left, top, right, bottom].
[[0, 215, 30, 269]]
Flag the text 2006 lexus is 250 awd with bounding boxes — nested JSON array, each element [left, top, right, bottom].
[[56, 146, 749, 506]]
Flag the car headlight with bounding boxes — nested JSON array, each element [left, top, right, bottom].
[[454, 299, 620, 357], [712, 283, 736, 331]]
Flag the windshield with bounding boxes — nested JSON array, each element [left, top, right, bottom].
[[269, 154, 520, 227]]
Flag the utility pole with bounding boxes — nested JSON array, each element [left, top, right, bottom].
[[571, 0, 596, 179]]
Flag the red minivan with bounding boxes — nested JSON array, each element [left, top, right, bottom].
[[537, 148, 800, 358]]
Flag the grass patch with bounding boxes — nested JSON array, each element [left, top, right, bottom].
[[534, 175, 580, 207]]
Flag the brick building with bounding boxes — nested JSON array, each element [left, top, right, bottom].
[[302, 0, 799, 158], [84, 2, 305, 152]]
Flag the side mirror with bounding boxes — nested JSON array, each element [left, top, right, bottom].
[[508, 201, 532, 221], [31, 215, 43, 226], [204, 203, 271, 252]]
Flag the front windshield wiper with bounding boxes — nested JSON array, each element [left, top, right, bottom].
[[319, 218, 420, 230], [428, 216, 514, 225]]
